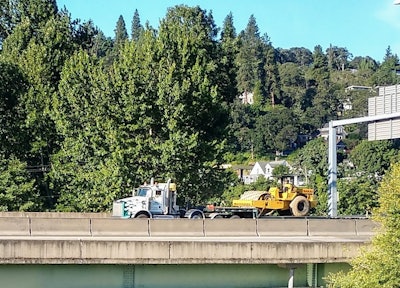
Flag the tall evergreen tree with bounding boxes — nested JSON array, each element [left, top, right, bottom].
[[305, 45, 334, 127], [371, 46, 399, 86], [114, 15, 128, 45], [236, 15, 264, 99], [262, 34, 281, 107], [131, 9, 143, 41], [218, 12, 238, 104]]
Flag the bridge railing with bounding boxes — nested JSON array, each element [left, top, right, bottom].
[[0, 216, 379, 237]]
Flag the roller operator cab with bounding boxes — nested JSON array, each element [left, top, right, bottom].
[[112, 179, 204, 219]]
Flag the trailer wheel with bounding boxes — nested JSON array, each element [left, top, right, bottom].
[[230, 215, 240, 219], [209, 213, 223, 219], [290, 196, 310, 217], [189, 211, 204, 219]]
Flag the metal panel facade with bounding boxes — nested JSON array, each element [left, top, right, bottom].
[[368, 85, 400, 140]]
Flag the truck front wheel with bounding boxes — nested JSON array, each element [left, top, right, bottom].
[[135, 213, 149, 219], [290, 196, 310, 217]]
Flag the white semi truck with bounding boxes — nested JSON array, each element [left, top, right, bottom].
[[112, 179, 204, 219], [113, 176, 316, 219]]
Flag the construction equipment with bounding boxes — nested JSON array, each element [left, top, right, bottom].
[[112, 178, 204, 219], [232, 175, 317, 217]]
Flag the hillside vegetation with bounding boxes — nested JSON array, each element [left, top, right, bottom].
[[1, 1, 399, 213]]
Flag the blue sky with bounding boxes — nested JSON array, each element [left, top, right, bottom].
[[57, 0, 400, 62]]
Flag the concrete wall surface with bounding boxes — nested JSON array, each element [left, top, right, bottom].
[[0, 216, 377, 237], [0, 216, 374, 265], [0, 238, 368, 265]]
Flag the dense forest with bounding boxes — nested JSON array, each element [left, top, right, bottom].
[[1, 0, 400, 215]]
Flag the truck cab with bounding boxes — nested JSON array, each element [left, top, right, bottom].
[[113, 179, 181, 218]]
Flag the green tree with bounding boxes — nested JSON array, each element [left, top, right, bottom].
[[278, 62, 308, 111], [218, 12, 238, 104], [262, 35, 281, 107], [114, 15, 128, 46], [109, 28, 160, 186], [371, 46, 399, 86], [51, 50, 122, 211], [253, 106, 299, 155], [0, 0, 13, 46], [277, 47, 313, 66], [349, 140, 398, 177], [337, 175, 378, 216], [1, 4, 76, 210], [131, 9, 143, 41], [305, 45, 336, 128], [327, 162, 400, 287], [272, 164, 290, 177], [155, 5, 229, 205], [326, 45, 352, 71], [236, 15, 264, 98], [0, 155, 40, 211], [291, 137, 328, 215], [0, 61, 28, 157], [227, 100, 257, 154]]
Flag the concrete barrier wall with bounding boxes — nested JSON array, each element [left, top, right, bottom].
[[257, 219, 308, 236], [355, 218, 380, 236], [0, 217, 30, 236], [30, 218, 91, 236], [149, 219, 204, 237], [0, 216, 377, 237], [308, 219, 357, 236], [204, 219, 257, 236], [91, 218, 149, 237], [0, 212, 110, 218]]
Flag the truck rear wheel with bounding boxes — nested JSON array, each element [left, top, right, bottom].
[[290, 196, 310, 217], [189, 210, 204, 219]]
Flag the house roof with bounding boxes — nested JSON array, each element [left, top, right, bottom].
[[255, 160, 287, 174], [268, 160, 287, 168], [231, 164, 253, 170]]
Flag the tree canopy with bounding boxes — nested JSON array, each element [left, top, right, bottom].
[[327, 162, 400, 287], [0, 0, 399, 214]]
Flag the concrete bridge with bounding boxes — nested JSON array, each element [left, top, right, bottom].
[[0, 213, 378, 288]]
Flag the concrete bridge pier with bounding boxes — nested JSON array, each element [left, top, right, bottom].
[[278, 264, 304, 288]]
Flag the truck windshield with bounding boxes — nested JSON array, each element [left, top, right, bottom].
[[137, 188, 149, 197]]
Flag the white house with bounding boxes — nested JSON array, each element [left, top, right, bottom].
[[243, 160, 290, 184], [239, 91, 254, 104], [319, 124, 347, 141]]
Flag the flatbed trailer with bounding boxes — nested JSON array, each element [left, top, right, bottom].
[[204, 205, 263, 219]]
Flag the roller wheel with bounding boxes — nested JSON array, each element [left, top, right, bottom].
[[290, 196, 310, 217]]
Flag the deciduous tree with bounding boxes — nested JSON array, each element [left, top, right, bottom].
[[327, 162, 400, 287]]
